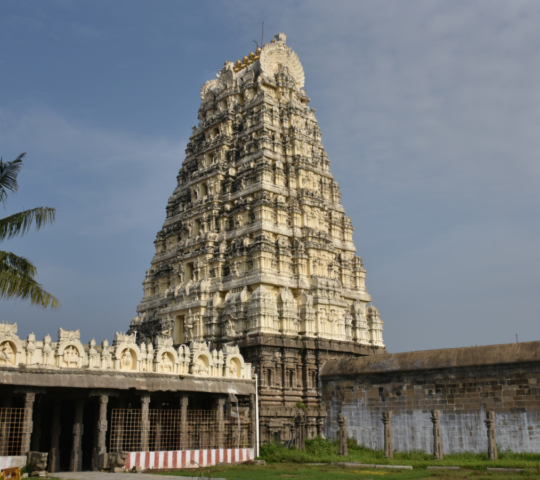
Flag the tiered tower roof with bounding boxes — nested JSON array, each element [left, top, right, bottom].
[[130, 32, 384, 353]]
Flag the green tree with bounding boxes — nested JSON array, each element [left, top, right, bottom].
[[0, 153, 59, 308]]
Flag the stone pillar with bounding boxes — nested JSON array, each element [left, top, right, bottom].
[[485, 411, 498, 460], [140, 395, 151, 452], [294, 411, 306, 450], [430, 410, 443, 460], [249, 394, 256, 450], [96, 395, 108, 468], [317, 417, 326, 439], [113, 398, 125, 452], [70, 399, 84, 472], [179, 395, 189, 450], [21, 393, 35, 456], [92, 412, 99, 471], [30, 400, 42, 451], [216, 397, 226, 448], [289, 422, 296, 444], [382, 412, 393, 459], [0, 395, 13, 455], [155, 422, 162, 452], [338, 412, 348, 456], [48, 403, 61, 473], [0, 417, 6, 456]]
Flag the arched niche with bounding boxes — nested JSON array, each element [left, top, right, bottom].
[[118, 347, 138, 371], [224, 354, 244, 379], [0, 340, 17, 366], [56, 341, 85, 368], [114, 343, 141, 371], [155, 346, 179, 373], [192, 352, 211, 376]]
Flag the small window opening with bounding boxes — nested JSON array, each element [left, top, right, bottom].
[[185, 262, 194, 282], [174, 315, 185, 344]]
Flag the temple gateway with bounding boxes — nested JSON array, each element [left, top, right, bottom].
[[128, 32, 386, 443]]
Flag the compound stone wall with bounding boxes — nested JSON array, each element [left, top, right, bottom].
[[320, 341, 540, 454]]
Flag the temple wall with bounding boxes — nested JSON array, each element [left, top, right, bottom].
[[321, 341, 540, 454]]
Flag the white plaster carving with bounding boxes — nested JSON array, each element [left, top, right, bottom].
[[0, 321, 251, 379], [0, 341, 16, 366], [260, 34, 305, 89], [56, 329, 85, 368]]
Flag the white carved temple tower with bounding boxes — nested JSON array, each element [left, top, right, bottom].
[[129, 33, 385, 442]]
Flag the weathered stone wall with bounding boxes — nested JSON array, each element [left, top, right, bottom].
[[320, 341, 540, 453]]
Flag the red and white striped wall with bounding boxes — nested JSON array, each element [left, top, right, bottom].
[[125, 448, 254, 470]]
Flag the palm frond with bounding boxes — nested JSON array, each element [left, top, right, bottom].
[[0, 153, 25, 206], [0, 269, 60, 309], [0, 207, 56, 242], [0, 251, 38, 278]]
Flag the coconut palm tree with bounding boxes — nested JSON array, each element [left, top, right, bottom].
[[0, 153, 59, 308]]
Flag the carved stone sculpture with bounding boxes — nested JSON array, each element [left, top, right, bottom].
[[28, 451, 48, 475], [99, 451, 128, 472], [120, 349, 133, 370], [0, 341, 15, 365], [160, 352, 174, 373]]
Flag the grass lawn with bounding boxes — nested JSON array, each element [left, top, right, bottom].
[[150, 438, 540, 479], [256, 438, 540, 471], [152, 462, 540, 479]]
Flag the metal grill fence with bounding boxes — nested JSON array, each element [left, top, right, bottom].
[[0, 408, 31, 456], [109, 409, 251, 452]]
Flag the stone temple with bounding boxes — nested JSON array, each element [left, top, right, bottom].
[[128, 32, 386, 442]]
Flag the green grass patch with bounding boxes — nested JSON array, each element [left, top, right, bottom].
[[149, 438, 540, 479], [258, 437, 540, 471], [151, 462, 540, 479]]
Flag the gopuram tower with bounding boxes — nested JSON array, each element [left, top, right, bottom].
[[129, 33, 386, 442]]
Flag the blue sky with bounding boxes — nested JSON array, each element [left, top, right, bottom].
[[1, 0, 539, 353]]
